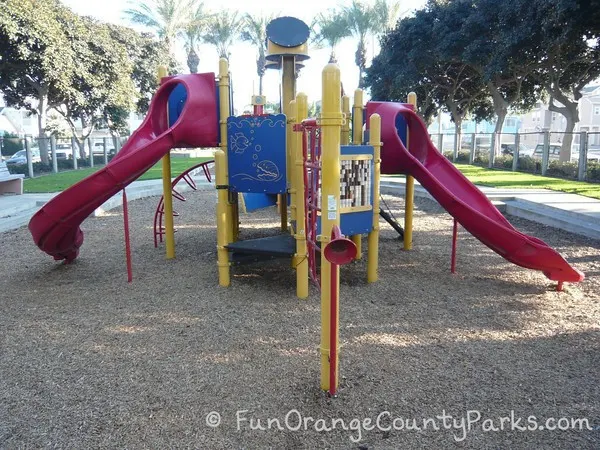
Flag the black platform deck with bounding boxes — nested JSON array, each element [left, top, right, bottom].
[[225, 234, 296, 258]]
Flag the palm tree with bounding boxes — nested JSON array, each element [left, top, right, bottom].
[[311, 10, 351, 64], [241, 13, 274, 95], [183, 3, 209, 73], [123, 0, 200, 54], [342, 0, 378, 88], [373, 0, 402, 32], [203, 10, 243, 61]]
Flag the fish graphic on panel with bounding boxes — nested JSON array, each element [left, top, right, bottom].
[[226, 114, 287, 193]]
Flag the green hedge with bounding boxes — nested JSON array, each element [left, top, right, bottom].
[[588, 163, 600, 182], [7, 155, 114, 176], [443, 150, 471, 163]]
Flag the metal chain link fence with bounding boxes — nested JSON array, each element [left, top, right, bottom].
[[1, 135, 130, 178], [430, 131, 600, 183]]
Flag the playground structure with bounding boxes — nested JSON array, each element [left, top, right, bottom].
[[27, 16, 584, 396]]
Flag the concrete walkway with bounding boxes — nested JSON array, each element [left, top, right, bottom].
[[1, 174, 599, 240], [0, 175, 213, 234]]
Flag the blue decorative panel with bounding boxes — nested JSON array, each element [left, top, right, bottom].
[[227, 114, 287, 194], [242, 193, 278, 212]]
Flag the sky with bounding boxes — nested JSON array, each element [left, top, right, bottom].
[[60, 0, 428, 113]]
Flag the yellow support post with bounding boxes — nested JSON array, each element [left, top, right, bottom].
[[341, 95, 350, 146], [351, 90, 364, 259], [215, 58, 232, 286], [294, 93, 309, 299], [319, 64, 343, 392], [215, 150, 231, 287], [158, 65, 176, 260], [367, 114, 381, 283], [218, 58, 234, 245], [289, 100, 297, 233], [352, 89, 364, 145], [280, 56, 296, 232], [404, 92, 417, 251]]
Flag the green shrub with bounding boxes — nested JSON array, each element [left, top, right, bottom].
[[455, 151, 470, 163], [493, 155, 513, 169], [444, 150, 472, 163], [473, 153, 489, 167], [8, 162, 53, 175], [587, 161, 600, 183], [8, 155, 114, 177], [516, 156, 541, 174], [546, 160, 578, 180]]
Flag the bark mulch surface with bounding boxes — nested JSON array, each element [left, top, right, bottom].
[[1, 192, 598, 449]]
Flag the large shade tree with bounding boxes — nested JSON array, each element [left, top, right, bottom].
[[530, 0, 600, 161], [0, 0, 76, 164], [105, 24, 176, 142], [432, 0, 542, 155], [52, 12, 134, 157], [366, 4, 493, 150]]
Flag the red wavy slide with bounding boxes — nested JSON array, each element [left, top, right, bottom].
[[368, 101, 584, 283], [29, 73, 218, 262]]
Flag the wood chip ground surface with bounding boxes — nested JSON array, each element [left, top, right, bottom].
[[1, 191, 598, 448]]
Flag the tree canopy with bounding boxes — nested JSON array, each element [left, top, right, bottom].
[[0, 0, 176, 160], [366, 0, 600, 160]]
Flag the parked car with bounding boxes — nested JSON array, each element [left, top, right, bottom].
[[532, 143, 582, 162], [54, 143, 73, 160], [501, 143, 534, 157], [5, 149, 41, 165], [461, 135, 492, 151], [92, 140, 116, 156]]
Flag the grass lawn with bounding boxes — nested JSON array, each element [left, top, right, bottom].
[[387, 165, 600, 200], [454, 164, 600, 200], [23, 157, 213, 193], [23, 157, 600, 200]]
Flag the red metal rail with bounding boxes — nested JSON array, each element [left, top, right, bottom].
[[295, 119, 322, 287], [153, 160, 214, 247]]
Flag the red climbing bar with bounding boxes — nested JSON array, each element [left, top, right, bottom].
[[451, 218, 458, 274]]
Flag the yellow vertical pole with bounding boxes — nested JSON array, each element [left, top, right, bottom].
[[289, 100, 297, 233], [158, 65, 175, 260], [404, 92, 417, 250], [280, 56, 296, 232], [341, 95, 350, 146], [218, 58, 234, 244], [215, 151, 231, 286], [216, 58, 232, 286], [352, 89, 364, 145], [367, 114, 381, 283], [294, 93, 309, 299], [351, 90, 364, 259], [320, 64, 343, 392]]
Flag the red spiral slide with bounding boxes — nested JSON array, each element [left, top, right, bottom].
[[368, 101, 584, 283], [29, 73, 218, 262]]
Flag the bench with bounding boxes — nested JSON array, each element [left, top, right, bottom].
[[0, 161, 24, 195]]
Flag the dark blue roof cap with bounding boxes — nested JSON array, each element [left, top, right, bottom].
[[266, 17, 309, 48]]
